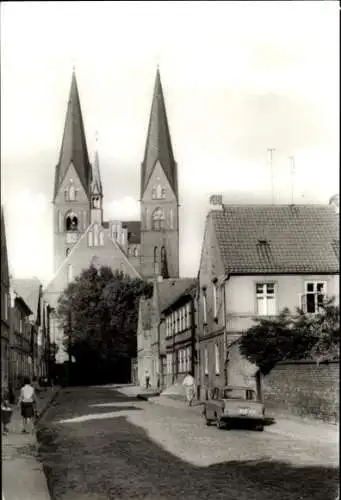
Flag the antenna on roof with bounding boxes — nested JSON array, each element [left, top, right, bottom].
[[267, 148, 276, 204], [289, 156, 295, 205]]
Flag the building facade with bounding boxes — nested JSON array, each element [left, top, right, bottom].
[[197, 197, 339, 400], [1, 207, 11, 388]]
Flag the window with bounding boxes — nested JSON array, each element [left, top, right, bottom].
[[302, 281, 326, 313], [134, 247, 138, 257], [169, 209, 174, 229], [202, 290, 207, 324], [69, 185, 75, 201], [88, 232, 93, 247], [64, 188, 68, 201], [161, 188, 166, 199], [256, 283, 276, 316], [213, 281, 218, 318], [94, 224, 99, 246], [167, 353, 172, 374], [186, 347, 191, 372], [19, 317, 23, 333], [67, 264, 73, 284], [215, 343, 220, 375], [179, 308, 183, 331], [154, 247, 159, 275], [204, 347, 208, 375], [66, 248, 71, 257], [65, 212, 78, 231], [4, 293, 8, 321], [151, 186, 156, 199], [152, 208, 165, 231], [166, 317, 169, 337], [186, 303, 191, 329], [174, 311, 178, 334]]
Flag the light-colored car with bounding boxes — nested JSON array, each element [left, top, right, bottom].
[[202, 386, 265, 431]]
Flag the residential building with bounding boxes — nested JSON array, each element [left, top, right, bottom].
[[43, 68, 180, 367], [137, 278, 195, 389], [163, 279, 197, 388], [1, 207, 11, 388], [9, 284, 33, 390], [197, 196, 339, 400]]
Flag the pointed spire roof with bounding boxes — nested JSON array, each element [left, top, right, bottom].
[[91, 147, 103, 196], [141, 69, 178, 198], [53, 71, 91, 201]]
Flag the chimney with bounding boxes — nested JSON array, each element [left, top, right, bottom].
[[329, 194, 339, 214], [209, 194, 223, 211]]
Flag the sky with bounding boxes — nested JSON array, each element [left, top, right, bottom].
[[1, 1, 339, 283]]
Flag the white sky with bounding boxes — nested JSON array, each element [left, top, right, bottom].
[[1, 1, 339, 283]]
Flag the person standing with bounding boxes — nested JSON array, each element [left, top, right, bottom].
[[18, 377, 36, 433], [182, 372, 196, 407], [145, 370, 150, 389]]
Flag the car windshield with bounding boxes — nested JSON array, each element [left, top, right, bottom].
[[222, 389, 256, 401]]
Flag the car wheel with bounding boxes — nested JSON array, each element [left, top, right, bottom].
[[206, 418, 213, 426], [255, 425, 264, 432], [216, 416, 225, 429]]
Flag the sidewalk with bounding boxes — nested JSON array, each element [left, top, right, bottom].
[[1, 386, 60, 500], [116, 385, 339, 445]]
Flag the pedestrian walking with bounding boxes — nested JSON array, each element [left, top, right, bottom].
[[145, 370, 150, 389], [18, 377, 36, 433], [1, 385, 13, 435], [182, 372, 196, 406]]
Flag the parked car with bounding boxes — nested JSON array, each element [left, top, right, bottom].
[[202, 386, 265, 431]]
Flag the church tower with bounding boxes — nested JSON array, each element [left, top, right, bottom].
[[90, 145, 103, 225], [52, 70, 92, 272], [140, 69, 179, 279]]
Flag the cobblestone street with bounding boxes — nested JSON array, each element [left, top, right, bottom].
[[37, 386, 339, 500]]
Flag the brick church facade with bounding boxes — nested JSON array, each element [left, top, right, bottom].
[[44, 69, 180, 363]]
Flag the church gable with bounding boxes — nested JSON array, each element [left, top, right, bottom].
[[54, 162, 89, 205], [45, 224, 141, 309], [143, 161, 177, 203]]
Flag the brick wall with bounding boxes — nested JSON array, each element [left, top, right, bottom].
[[263, 361, 339, 423]]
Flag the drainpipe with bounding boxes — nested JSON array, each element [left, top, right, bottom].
[[222, 274, 230, 386]]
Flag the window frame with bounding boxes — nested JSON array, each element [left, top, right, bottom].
[[303, 280, 327, 314], [214, 343, 220, 375], [255, 282, 276, 316], [204, 347, 209, 375]]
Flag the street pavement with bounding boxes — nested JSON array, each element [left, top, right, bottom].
[[2, 386, 60, 500], [36, 385, 339, 500]]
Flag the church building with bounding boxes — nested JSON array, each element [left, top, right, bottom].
[[44, 68, 180, 363]]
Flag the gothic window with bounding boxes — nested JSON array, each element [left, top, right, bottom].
[[154, 247, 159, 275], [65, 212, 78, 231], [64, 188, 68, 202], [161, 188, 166, 199], [66, 248, 71, 257], [99, 232, 104, 246], [152, 187, 156, 199], [88, 232, 93, 247], [156, 185, 162, 199], [169, 209, 174, 229], [93, 224, 99, 246], [152, 208, 165, 231], [69, 185, 75, 201]]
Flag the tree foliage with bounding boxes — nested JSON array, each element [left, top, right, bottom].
[[238, 298, 340, 375], [57, 265, 153, 383]]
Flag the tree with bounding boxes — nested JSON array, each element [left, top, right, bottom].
[[239, 298, 339, 375], [57, 265, 153, 383]]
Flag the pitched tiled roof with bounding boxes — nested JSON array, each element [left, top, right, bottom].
[[157, 278, 197, 313], [212, 205, 339, 274], [141, 69, 178, 198], [11, 278, 41, 321], [123, 221, 141, 244]]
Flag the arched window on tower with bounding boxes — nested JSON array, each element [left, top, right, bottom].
[[152, 187, 156, 199], [154, 247, 159, 275], [65, 212, 78, 231], [69, 184, 75, 201], [93, 224, 99, 246], [152, 207, 165, 231], [64, 188, 68, 202], [156, 185, 162, 199], [161, 187, 166, 199]]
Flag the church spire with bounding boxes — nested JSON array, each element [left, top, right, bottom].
[[53, 70, 91, 201], [90, 133, 103, 225], [140, 68, 178, 199]]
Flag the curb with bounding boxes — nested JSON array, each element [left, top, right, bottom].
[[136, 392, 160, 401], [36, 387, 61, 423]]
